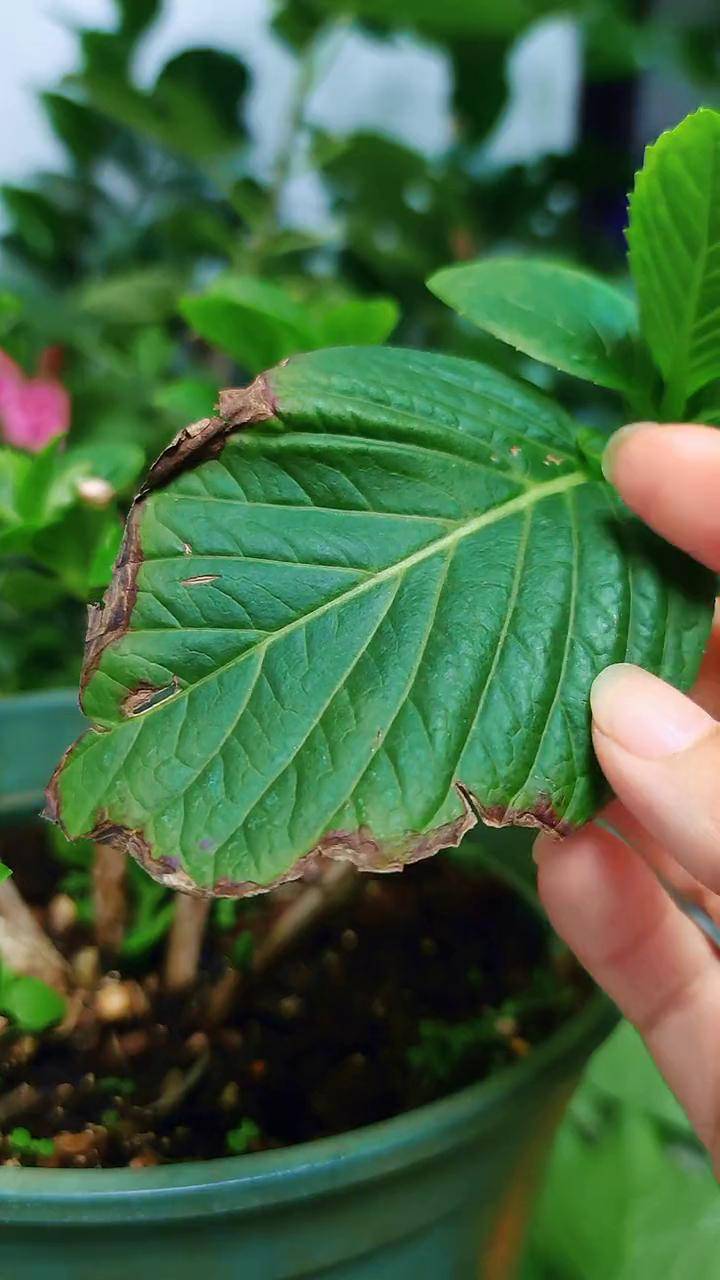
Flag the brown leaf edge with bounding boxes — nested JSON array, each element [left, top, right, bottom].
[[46, 371, 572, 898], [46, 769, 569, 900], [81, 375, 278, 696]]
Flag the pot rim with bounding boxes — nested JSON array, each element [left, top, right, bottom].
[[0, 993, 614, 1222]]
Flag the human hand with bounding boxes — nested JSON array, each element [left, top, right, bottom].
[[535, 422, 720, 1166]]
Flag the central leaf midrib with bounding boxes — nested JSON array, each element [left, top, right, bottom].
[[117, 469, 588, 726]]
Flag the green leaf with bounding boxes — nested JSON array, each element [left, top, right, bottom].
[[115, 0, 161, 38], [41, 93, 112, 168], [31, 506, 124, 599], [695, 403, 720, 427], [77, 267, 183, 326], [50, 348, 714, 896], [1, 441, 142, 547], [8, 1128, 55, 1159], [79, 47, 249, 162], [11, 440, 68, 531], [0, 292, 21, 335], [587, 1021, 690, 1131], [316, 298, 399, 346], [121, 862, 174, 958], [64, 442, 145, 493], [87, 519, 123, 590], [528, 1087, 717, 1280], [226, 1117, 260, 1154], [181, 277, 399, 374], [151, 49, 248, 150], [180, 276, 314, 373], [628, 108, 720, 416], [0, 972, 66, 1032], [154, 378, 219, 426], [0, 448, 31, 525], [428, 258, 640, 393]]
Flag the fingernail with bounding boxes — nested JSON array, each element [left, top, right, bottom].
[[601, 422, 657, 484], [591, 664, 713, 759]]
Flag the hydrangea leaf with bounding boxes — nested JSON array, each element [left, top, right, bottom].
[[48, 348, 714, 896]]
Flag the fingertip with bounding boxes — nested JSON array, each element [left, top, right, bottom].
[[531, 831, 556, 865], [601, 421, 656, 485], [536, 821, 668, 973], [600, 422, 720, 572], [590, 663, 713, 759]]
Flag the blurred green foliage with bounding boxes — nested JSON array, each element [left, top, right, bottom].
[[49, 825, 175, 960], [523, 1023, 720, 1280], [2, 0, 715, 691]]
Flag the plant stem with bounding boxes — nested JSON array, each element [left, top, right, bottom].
[[163, 893, 211, 993], [0, 880, 69, 993], [92, 843, 127, 956], [248, 17, 349, 270], [252, 861, 357, 973], [205, 863, 358, 1028]]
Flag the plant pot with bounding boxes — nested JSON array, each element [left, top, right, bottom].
[[0, 689, 615, 1280]]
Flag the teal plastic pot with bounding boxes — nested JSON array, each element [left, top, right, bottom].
[[0, 690, 615, 1280]]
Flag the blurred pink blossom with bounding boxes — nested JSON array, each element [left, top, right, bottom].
[[0, 347, 70, 452]]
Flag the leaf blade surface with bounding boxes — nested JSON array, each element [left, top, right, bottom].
[[628, 108, 720, 410], [50, 348, 714, 894]]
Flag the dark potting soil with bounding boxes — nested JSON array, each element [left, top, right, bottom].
[[0, 826, 589, 1169]]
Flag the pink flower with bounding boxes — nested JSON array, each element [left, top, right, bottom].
[[0, 347, 70, 452]]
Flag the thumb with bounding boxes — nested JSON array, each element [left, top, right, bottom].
[[591, 664, 720, 892]]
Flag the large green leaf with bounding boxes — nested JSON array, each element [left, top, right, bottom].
[[49, 348, 714, 896], [428, 258, 640, 393], [528, 1100, 718, 1280], [628, 109, 720, 416]]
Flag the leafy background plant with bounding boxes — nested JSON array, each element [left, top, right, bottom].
[[2, 0, 720, 1260]]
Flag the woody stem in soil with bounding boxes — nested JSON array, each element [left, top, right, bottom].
[[163, 893, 211, 993], [92, 843, 127, 955], [0, 878, 69, 992], [252, 861, 357, 973]]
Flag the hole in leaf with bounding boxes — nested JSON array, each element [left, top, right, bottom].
[[122, 680, 178, 717]]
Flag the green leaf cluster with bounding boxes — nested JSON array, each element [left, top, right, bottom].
[[7, 1128, 55, 1161], [181, 276, 399, 376], [0, 429, 144, 691], [430, 110, 720, 424]]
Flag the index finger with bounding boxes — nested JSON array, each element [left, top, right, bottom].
[[604, 423, 720, 573]]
